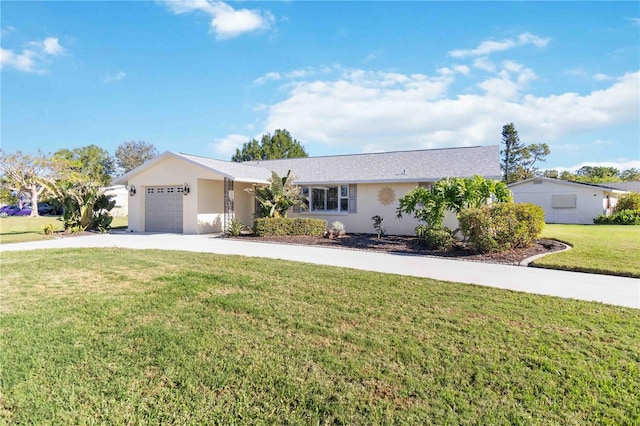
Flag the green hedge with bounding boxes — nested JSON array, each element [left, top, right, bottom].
[[254, 217, 327, 236], [415, 225, 454, 251], [594, 209, 640, 225], [459, 203, 545, 253]]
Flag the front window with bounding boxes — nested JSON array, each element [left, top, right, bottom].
[[307, 185, 350, 212]]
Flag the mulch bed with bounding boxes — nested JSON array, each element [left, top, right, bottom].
[[231, 233, 568, 265]]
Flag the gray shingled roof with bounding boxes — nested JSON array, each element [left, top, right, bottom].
[[599, 181, 640, 192], [113, 146, 501, 186], [175, 153, 271, 183], [245, 145, 501, 184]]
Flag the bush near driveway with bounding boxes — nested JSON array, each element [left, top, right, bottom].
[[254, 217, 327, 236], [459, 203, 545, 253]]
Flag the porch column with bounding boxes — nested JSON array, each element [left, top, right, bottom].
[[223, 178, 234, 233]]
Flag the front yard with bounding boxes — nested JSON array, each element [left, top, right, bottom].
[[537, 224, 640, 277], [1, 249, 638, 424]]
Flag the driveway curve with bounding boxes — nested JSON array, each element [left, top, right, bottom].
[[2, 232, 638, 309]]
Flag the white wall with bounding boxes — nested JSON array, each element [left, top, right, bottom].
[[510, 180, 613, 224], [290, 182, 453, 236], [103, 185, 128, 217]]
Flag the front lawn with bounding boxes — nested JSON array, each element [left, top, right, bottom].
[[0, 216, 128, 244], [537, 224, 640, 277], [1, 249, 638, 424]]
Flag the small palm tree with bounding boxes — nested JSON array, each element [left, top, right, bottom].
[[246, 170, 306, 218]]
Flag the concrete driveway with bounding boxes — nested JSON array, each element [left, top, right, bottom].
[[1, 231, 638, 309]]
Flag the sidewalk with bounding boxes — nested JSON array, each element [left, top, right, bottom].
[[1, 232, 638, 309]]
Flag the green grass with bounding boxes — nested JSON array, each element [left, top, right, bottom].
[[0, 216, 128, 244], [537, 224, 640, 277], [1, 249, 638, 424]]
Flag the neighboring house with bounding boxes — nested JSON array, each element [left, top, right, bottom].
[[113, 145, 501, 235], [508, 177, 629, 224], [103, 185, 128, 217]]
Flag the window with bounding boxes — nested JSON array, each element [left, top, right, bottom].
[[303, 184, 354, 213], [552, 194, 577, 209]]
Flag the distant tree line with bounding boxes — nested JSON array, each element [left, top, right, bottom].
[[500, 122, 638, 184]]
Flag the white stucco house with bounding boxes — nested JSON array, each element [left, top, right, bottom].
[[508, 177, 629, 224], [112, 145, 501, 235]]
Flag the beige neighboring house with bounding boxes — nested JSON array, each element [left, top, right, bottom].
[[112, 145, 501, 235], [103, 185, 128, 217], [508, 177, 629, 224]]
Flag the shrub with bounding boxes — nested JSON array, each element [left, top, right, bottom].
[[415, 225, 454, 251], [227, 217, 246, 236], [254, 217, 327, 236], [594, 209, 640, 225], [459, 203, 545, 253], [613, 192, 640, 214], [371, 215, 386, 238], [43, 223, 56, 235]]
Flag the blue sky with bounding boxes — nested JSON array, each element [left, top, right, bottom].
[[1, 1, 639, 172]]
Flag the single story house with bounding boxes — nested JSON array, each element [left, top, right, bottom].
[[508, 177, 629, 224], [113, 145, 501, 235]]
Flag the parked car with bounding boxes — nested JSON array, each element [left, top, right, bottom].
[[36, 203, 57, 215], [0, 205, 21, 216]]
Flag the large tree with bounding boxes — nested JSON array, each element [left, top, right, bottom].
[[500, 123, 526, 184], [0, 150, 66, 217], [232, 129, 308, 162], [55, 145, 115, 186], [500, 123, 550, 183], [115, 141, 158, 174]]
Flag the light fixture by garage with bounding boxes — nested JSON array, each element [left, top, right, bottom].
[[128, 185, 136, 196], [183, 183, 190, 195]]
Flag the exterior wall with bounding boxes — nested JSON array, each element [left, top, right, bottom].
[[233, 182, 256, 229], [103, 185, 128, 217], [510, 180, 612, 224], [126, 156, 226, 233], [196, 179, 224, 233], [290, 182, 443, 235]]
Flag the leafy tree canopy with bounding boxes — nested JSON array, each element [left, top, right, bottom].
[[232, 129, 308, 162], [55, 145, 114, 186], [0, 150, 67, 217], [543, 167, 640, 183], [115, 141, 158, 174], [397, 176, 512, 229]]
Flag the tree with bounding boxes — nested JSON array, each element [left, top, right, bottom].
[[0, 150, 67, 217], [232, 129, 308, 162], [620, 168, 640, 181], [500, 123, 525, 184], [55, 145, 115, 186], [115, 141, 158, 174], [519, 143, 550, 179], [500, 123, 550, 183], [397, 176, 512, 229], [244, 170, 306, 218]]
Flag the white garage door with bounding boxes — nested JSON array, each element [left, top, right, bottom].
[[145, 186, 183, 233]]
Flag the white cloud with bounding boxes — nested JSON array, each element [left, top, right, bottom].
[[553, 159, 640, 173], [593, 73, 612, 81], [208, 133, 249, 157], [449, 32, 550, 58], [254, 72, 280, 85], [104, 71, 126, 82], [164, 0, 273, 39], [0, 36, 64, 73], [252, 67, 638, 158]]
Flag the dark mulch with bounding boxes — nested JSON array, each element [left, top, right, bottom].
[[231, 233, 568, 265]]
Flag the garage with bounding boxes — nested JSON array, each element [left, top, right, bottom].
[[145, 186, 183, 232]]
